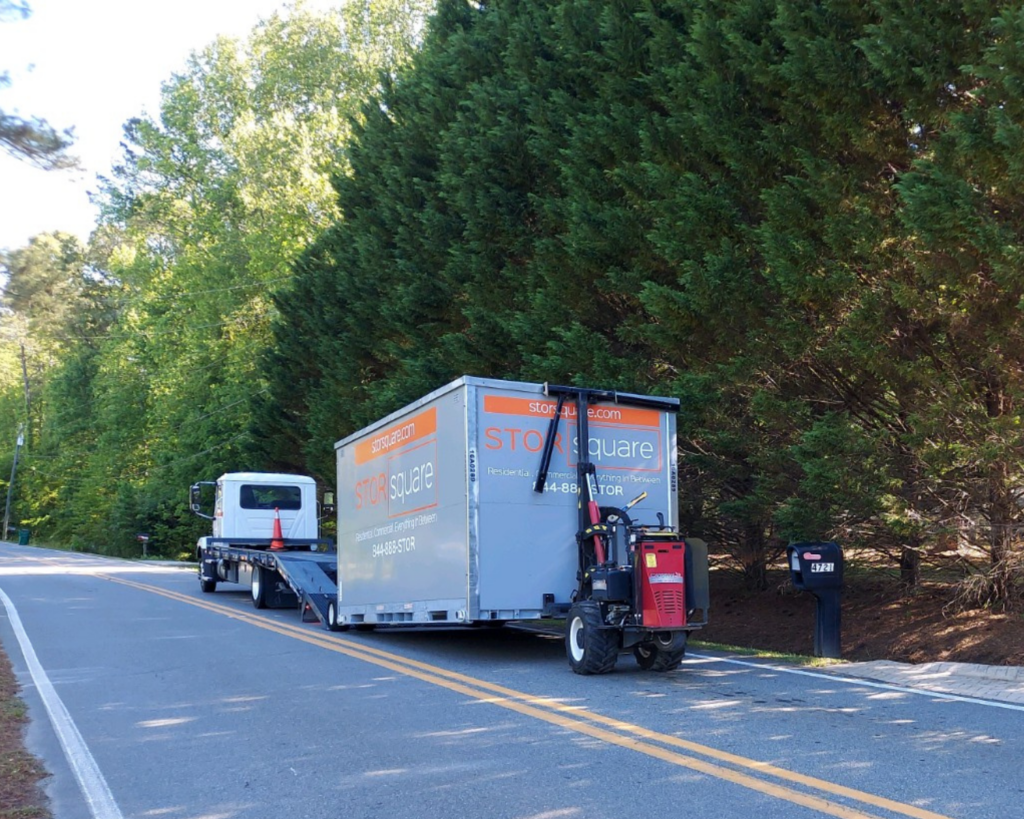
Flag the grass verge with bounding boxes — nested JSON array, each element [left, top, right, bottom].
[[689, 639, 844, 668]]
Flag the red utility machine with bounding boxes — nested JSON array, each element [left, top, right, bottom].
[[534, 384, 709, 675]]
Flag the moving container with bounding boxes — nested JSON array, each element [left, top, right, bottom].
[[333, 376, 682, 627]]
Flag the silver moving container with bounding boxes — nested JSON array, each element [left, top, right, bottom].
[[334, 376, 679, 626]]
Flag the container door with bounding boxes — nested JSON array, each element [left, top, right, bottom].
[[475, 387, 675, 610]]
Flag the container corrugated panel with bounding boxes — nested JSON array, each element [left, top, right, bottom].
[[333, 376, 678, 625]]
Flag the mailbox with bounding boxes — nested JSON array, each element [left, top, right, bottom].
[[787, 541, 844, 659], [788, 541, 843, 591]]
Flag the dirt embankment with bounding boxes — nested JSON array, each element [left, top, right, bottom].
[[699, 570, 1024, 666]]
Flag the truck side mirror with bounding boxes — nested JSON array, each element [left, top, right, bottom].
[[322, 492, 336, 516], [190, 485, 202, 515]]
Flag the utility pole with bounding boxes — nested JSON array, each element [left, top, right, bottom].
[[19, 342, 30, 419], [3, 424, 25, 542]]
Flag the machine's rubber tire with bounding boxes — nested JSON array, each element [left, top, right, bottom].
[[325, 601, 348, 632], [633, 642, 658, 670], [251, 565, 268, 609], [565, 601, 618, 675], [634, 631, 687, 672]]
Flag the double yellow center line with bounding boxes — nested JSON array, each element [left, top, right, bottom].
[[104, 575, 952, 819]]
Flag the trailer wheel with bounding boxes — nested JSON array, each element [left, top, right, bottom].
[[633, 632, 687, 672], [566, 602, 618, 675], [251, 565, 268, 609], [325, 601, 348, 632]]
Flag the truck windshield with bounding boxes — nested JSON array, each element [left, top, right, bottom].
[[239, 484, 302, 511]]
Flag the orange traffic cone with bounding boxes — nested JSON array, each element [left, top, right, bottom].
[[270, 507, 285, 550]]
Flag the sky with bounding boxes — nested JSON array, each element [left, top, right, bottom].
[[0, 0, 333, 252]]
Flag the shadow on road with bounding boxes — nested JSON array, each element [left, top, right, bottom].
[[344, 623, 566, 665]]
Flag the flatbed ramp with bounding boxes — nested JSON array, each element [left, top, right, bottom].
[[274, 552, 338, 624], [200, 541, 337, 627]]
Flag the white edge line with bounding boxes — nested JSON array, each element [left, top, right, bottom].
[[688, 651, 1024, 712], [0, 587, 125, 819]]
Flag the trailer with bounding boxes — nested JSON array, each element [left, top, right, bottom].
[[191, 472, 338, 625], [332, 376, 710, 674]]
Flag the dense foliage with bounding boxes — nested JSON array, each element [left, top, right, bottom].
[[3, 0, 1024, 607]]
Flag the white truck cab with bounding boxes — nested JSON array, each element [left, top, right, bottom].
[[191, 472, 321, 544]]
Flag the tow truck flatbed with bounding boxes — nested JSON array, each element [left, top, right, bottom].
[[199, 539, 338, 626]]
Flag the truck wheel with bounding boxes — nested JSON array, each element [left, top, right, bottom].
[[634, 632, 687, 672], [251, 565, 268, 609], [565, 601, 618, 675], [199, 576, 217, 594]]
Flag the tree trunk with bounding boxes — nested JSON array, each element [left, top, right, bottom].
[[899, 539, 921, 590], [741, 524, 769, 591], [987, 461, 1016, 605]]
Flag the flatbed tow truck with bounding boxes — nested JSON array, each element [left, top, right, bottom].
[[191, 472, 338, 625]]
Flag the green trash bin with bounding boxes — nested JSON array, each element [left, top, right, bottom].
[[17, 529, 30, 545]]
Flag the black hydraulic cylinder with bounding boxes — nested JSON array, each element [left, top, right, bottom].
[[533, 393, 567, 494]]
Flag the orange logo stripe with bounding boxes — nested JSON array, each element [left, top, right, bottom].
[[483, 395, 660, 428], [355, 407, 437, 464]]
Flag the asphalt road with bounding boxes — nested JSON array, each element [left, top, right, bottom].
[[1, 543, 1021, 819]]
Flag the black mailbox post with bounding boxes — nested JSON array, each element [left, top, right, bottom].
[[787, 541, 844, 659]]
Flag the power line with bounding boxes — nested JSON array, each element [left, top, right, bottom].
[[71, 310, 275, 342], [123, 276, 291, 302]]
